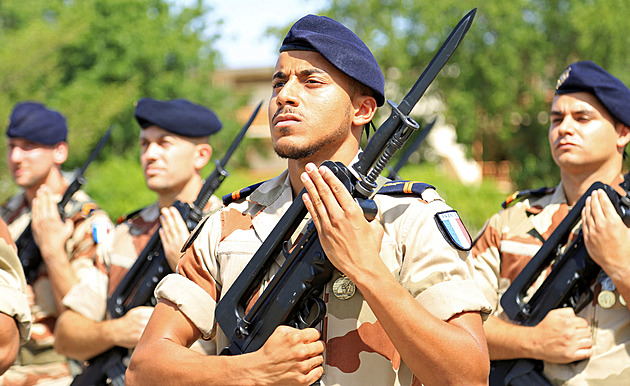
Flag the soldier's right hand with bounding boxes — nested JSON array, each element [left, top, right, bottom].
[[114, 306, 154, 349], [532, 307, 593, 363], [251, 325, 324, 385]]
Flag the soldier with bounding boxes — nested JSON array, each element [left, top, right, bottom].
[[54, 98, 223, 368], [0, 217, 31, 375], [471, 61, 630, 384], [0, 102, 112, 384], [127, 15, 491, 385]]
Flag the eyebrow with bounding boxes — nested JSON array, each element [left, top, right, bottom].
[[549, 109, 593, 116], [272, 68, 327, 80]]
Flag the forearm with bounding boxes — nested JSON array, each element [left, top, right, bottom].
[[355, 268, 489, 385], [54, 310, 118, 361], [483, 316, 537, 360], [41, 250, 77, 308], [0, 314, 20, 374]]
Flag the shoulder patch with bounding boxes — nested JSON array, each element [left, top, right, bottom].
[[376, 180, 435, 197], [222, 181, 265, 206], [434, 210, 472, 251], [502, 186, 555, 209]]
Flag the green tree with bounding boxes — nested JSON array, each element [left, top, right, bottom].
[[318, 0, 630, 188]]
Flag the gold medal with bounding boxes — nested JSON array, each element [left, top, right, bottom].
[[620, 294, 627, 307], [332, 275, 356, 300], [597, 290, 616, 309]]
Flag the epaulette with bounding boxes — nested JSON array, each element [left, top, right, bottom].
[[502, 186, 555, 209], [116, 207, 144, 225], [375, 180, 435, 197], [222, 181, 265, 206]]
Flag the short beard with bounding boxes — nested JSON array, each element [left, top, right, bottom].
[[273, 105, 352, 160]]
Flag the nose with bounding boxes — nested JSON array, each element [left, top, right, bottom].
[[556, 116, 576, 136], [276, 78, 299, 107], [8, 146, 23, 163], [142, 142, 160, 161]]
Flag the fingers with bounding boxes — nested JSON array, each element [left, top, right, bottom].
[[301, 162, 359, 223]]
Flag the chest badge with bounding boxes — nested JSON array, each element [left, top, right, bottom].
[[332, 275, 356, 300]]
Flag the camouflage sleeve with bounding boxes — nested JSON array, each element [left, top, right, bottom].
[[0, 237, 32, 343], [470, 212, 503, 313], [384, 191, 492, 321], [67, 206, 113, 277], [155, 211, 223, 340]]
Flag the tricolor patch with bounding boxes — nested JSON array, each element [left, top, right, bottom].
[[435, 210, 472, 251]]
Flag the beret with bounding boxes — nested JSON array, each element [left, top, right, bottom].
[[134, 98, 222, 137], [280, 14, 385, 107], [555, 61, 630, 127], [6, 102, 67, 145]]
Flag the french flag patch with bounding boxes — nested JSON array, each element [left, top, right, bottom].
[[435, 210, 472, 251]]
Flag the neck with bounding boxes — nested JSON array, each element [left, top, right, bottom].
[[156, 174, 204, 209], [24, 168, 67, 206], [561, 164, 623, 206]]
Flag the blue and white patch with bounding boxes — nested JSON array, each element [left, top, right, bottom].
[[92, 221, 111, 244], [435, 210, 472, 251]]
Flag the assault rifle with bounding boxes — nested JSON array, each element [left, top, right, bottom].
[[386, 118, 436, 180], [215, 9, 477, 356], [16, 125, 114, 285], [490, 177, 630, 386], [70, 102, 261, 386]]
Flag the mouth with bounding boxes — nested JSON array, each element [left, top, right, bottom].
[[272, 112, 302, 128]]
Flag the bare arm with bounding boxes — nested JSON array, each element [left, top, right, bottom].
[[300, 163, 489, 385], [126, 299, 324, 386], [54, 307, 153, 361], [0, 313, 20, 375]]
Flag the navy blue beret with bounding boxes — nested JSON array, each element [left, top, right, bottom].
[[555, 61, 630, 127], [134, 98, 222, 137], [6, 102, 67, 145], [280, 14, 385, 107]]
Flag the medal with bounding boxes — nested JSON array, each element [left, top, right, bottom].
[[620, 295, 627, 307], [332, 275, 356, 300], [597, 275, 616, 309]]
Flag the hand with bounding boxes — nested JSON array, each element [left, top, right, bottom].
[[252, 325, 324, 385], [159, 207, 190, 271], [31, 185, 74, 262], [531, 308, 593, 363], [582, 189, 630, 282], [113, 306, 154, 349], [300, 163, 385, 282]]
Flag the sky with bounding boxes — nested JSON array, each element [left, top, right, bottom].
[[206, 0, 328, 69]]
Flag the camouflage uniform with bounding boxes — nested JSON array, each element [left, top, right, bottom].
[[0, 190, 111, 386], [0, 219, 31, 346], [471, 182, 630, 384], [62, 197, 222, 354], [156, 169, 491, 385]]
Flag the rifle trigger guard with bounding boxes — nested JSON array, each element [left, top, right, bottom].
[[297, 296, 327, 329]]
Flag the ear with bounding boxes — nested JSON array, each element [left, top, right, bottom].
[[616, 123, 630, 149], [53, 142, 68, 165], [351, 95, 378, 128], [193, 143, 212, 171]]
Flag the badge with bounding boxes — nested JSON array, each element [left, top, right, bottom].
[[332, 275, 356, 300], [620, 295, 627, 307], [92, 221, 111, 244], [435, 210, 472, 251], [555, 66, 571, 90], [598, 290, 616, 309]]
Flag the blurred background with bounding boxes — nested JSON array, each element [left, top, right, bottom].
[[0, 0, 628, 236]]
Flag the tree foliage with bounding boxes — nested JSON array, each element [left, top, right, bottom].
[[319, 0, 630, 187]]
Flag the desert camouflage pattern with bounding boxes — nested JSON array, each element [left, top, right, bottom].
[[0, 190, 111, 385], [471, 182, 630, 384], [62, 196, 222, 356], [156, 169, 491, 385]]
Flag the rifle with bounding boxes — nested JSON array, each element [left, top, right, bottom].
[[15, 125, 114, 285], [490, 177, 630, 386], [215, 9, 477, 356], [70, 102, 262, 386], [386, 118, 436, 180]]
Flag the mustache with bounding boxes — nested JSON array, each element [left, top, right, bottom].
[[272, 106, 304, 122]]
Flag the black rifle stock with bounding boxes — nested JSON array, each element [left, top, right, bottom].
[[70, 102, 261, 386], [490, 178, 630, 386], [386, 118, 436, 180], [15, 125, 114, 285], [215, 9, 477, 356]]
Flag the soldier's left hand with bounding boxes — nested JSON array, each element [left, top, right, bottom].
[[159, 206, 190, 272], [582, 189, 630, 282], [31, 185, 74, 261], [301, 162, 385, 283]]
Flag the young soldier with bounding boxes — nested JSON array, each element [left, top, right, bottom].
[[54, 98, 223, 366], [127, 15, 491, 385], [0, 217, 31, 375], [471, 61, 630, 384], [1, 102, 112, 384]]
